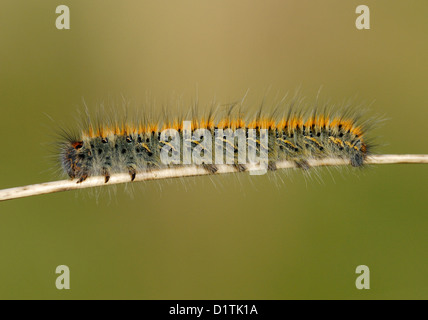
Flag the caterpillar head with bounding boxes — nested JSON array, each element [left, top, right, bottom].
[[60, 141, 85, 179]]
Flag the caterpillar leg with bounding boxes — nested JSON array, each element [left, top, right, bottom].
[[350, 153, 364, 167], [233, 164, 247, 172], [294, 160, 310, 170], [77, 172, 89, 184], [102, 167, 111, 183], [202, 164, 218, 174], [268, 161, 277, 171], [128, 166, 137, 181]]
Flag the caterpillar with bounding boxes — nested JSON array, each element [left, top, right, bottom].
[[59, 105, 372, 183]]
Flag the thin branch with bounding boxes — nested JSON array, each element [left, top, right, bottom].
[[1, 154, 427, 202]]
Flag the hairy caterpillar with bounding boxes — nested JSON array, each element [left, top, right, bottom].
[[59, 104, 372, 183]]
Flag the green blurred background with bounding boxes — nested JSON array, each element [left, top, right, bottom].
[[0, 0, 427, 299]]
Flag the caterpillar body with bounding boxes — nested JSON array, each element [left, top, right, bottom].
[[60, 107, 371, 183]]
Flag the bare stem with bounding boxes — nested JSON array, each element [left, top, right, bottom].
[[1, 154, 427, 202]]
